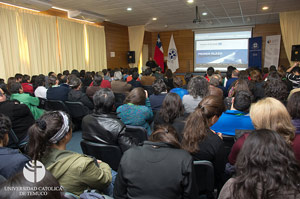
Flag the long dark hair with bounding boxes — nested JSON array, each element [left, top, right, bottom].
[[232, 129, 300, 199], [287, 91, 300, 119], [159, 93, 184, 123], [181, 95, 225, 153], [149, 124, 181, 148], [27, 111, 71, 161], [264, 71, 288, 104]]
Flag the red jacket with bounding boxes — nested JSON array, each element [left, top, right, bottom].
[[21, 83, 33, 94]]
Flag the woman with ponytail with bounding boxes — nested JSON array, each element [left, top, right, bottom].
[[27, 111, 112, 196], [182, 95, 226, 191]]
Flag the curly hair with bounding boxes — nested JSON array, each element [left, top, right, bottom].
[[152, 79, 167, 95], [232, 129, 300, 199], [287, 91, 300, 119], [264, 72, 288, 104], [159, 93, 184, 124], [187, 76, 209, 99]]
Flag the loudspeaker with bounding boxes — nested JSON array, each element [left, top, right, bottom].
[[291, 45, 300, 61], [127, 51, 135, 63]]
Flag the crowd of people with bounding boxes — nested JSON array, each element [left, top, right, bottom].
[[0, 62, 300, 198]]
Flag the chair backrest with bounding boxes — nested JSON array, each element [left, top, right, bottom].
[[222, 134, 235, 158], [37, 97, 47, 109], [193, 160, 214, 197], [124, 125, 148, 145], [64, 101, 89, 119], [46, 100, 69, 113], [7, 129, 19, 149], [142, 85, 154, 96], [80, 140, 122, 171], [114, 92, 126, 108]]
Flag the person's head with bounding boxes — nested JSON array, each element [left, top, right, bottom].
[[182, 95, 225, 153], [9, 82, 23, 94], [35, 75, 45, 87], [0, 114, 11, 147], [250, 69, 262, 82], [165, 69, 173, 79], [149, 124, 180, 149], [187, 76, 209, 99], [264, 71, 288, 104], [207, 67, 214, 77], [14, 73, 23, 82], [48, 75, 58, 87], [287, 91, 300, 120], [232, 69, 239, 78], [269, 65, 277, 72], [80, 70, 86, 78], [62, 70, 69, 76], [0, 88, 7, 102], [124, 87, 146, 105], [132, 72, 139, 81], [159, 93, 184, 124], [232, 129, 300, 199], [263, 67, 269, 75], [110, 70, 115, 78], [22, 74, 30, 83], [152, 79, 167, 95], [184, 73, 193, 85], [232, 90, 252, 112], [156, 67, 162, 73], [0, 170, 63, 199], [292, 66, 300, 75], [48, 71, 56, 77], [0, 84, 9, 97], [28, 111, 72, 161], [250, 97, 295, 144], [209, 74, 221, 87], [144, 68, 152, 76], [173, 76, 183, 88], [149, 57, 153, 61], [7, 77, 16, 91], [93, 88, 115, 114], [102, 69, 108, 76], [71, 69, 80, 77], [226, 66, 235, 79], [93, 74, 103, 86], [114, 71, 122, 80], [69, 77, 82, 90]]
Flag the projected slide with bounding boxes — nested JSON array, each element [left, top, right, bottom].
[[194, 39, 249, 71]]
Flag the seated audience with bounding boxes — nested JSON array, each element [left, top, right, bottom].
[[205, 66, 214, 81], [223, 66, 235, 88], [114, 124, 198, 199], [228, 97, 300, 165], [164, 69, 174, 90], [149, 79, 167, 111], [117, 87, 153, 135], [153, 93, 186, 140], [141, 68, 156, 86], [0, 88, 34, 141], [21, 74, 33, 94], [111, 71, 132, 94], [0, 170, 64, 199], [68, 77, 94, 110], [219, 129, 300, 199], [152, 67, 164, 80], [182, 76, 209, 113], [86, 74, 102, 99], [34, 74, 47, 99], [210, 74, 226, 97], [82, 88, 134, 152], [182, 95, 226, 191], [15, 73, 23, 83], [211, 91, 255, 136], [182, 72, 193, 89], [264, 71, 289, 104], [9, 82, 44, 120], [286, 62, 300, 89], [170, 76, 188, 99], [0, 114, 29, 179], [59, 75, 70, 88], [225, 69, 239, 91], [249, 69, 265, 102], [128, 72, 142, 88], [27, 111, 112, 195], [46, 75, 70, 101]]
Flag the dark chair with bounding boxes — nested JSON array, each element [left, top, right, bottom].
[[114, 93, 126, 108], [142, 85, 154, 96], [37, 97, 47, 109], [65, 101, 90, 130], [193, 160, 215, 199], [45, 100, 69, 113], [222, 134, 235, 158], [124, 125, 148, 145], [7, 129, 27, 152], [0, 175, 6, 184], [80, 140, 122, 171]]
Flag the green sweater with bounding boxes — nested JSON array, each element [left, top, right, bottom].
[[10, 93, 44, 120], [41, 148, 112, 195]]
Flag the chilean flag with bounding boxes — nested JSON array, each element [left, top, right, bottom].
[[154, 34, 164, 72]]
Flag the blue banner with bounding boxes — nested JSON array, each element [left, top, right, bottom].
[[248, 37, 262, 68]]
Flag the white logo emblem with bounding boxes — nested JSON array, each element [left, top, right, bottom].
[[23, 160, 46, 183], [168, 48, 177, 61], [252, 42, 258, 49]]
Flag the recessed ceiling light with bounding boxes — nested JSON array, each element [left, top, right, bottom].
[[127, 7, 132, 11], [152, 17, 157, 21], [202, 12, 207, 16], [262, 6, 269, 10], [187, 0, 194, 3]]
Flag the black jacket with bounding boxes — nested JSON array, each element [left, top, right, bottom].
[[82, 113, 133, 152], [47, 86, 70, 101], [114, 141, 198, 199], [68, 89, 94, 110]]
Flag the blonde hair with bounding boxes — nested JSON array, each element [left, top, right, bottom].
[[250, 97, 295, 144]]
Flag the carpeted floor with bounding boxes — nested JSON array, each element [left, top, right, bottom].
[[66, 130, 83, 154]]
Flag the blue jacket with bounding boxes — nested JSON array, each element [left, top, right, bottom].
[[0, 147, 30, 179], [170, 88, 188, 99], [211, 110, 255, 136]]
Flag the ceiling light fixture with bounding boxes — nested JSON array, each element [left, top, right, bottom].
[[0, 2, 40, 12], [127, 7, 132, 11], [262, 6, 269, 10], [52, 6, 69, 12], [152, 17, 157, 21], [187, 0, 194, 3], [202, 12, 207, 16]]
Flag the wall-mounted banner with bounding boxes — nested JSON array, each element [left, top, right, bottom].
[[264, 35, 281, 68], [248, 37, 262, 68]]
